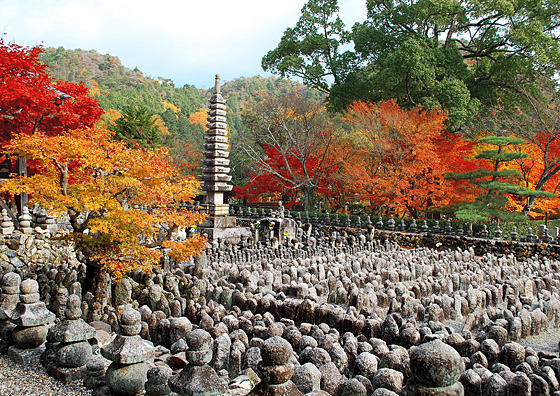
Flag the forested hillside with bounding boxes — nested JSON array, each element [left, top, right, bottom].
[[39, 46, 320, 185]]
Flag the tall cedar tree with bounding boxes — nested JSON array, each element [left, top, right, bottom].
[[109, 105, 162, 148]]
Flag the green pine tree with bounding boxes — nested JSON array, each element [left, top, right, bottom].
[[447, 136, 555, 222], [110, 106, 161, 148]]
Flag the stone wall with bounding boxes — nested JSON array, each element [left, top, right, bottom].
[[375, 231, 560, 261]]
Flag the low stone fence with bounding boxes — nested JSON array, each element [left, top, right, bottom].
[[232, 204, 558, 244]]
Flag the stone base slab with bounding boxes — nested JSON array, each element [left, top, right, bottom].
[[91, 386, 145, 396], [8, 344, 45, 364], [201, 215, 236, 228], [92, 386, 144, 396], [199, 226, 251, 244], [403, 382, 464, 396], [47, 363, 86, 384], [248, 380, 304, 396]]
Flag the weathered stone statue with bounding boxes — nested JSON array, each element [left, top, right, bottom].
[[247, 336, 303, 396], [169, 329, 228, 396], [8, 278, 55, 364], [277, 201, 285, 219], [46, 294, 96, 383], [0, 272, 20, 354], [101, 308, 154, 395], [404, 339, 465, 396]]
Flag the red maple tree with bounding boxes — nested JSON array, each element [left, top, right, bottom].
[[0, 40, 102, 152], [343, 100, 477, 217]]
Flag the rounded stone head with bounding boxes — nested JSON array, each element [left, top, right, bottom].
[[186, 329, 212, 352], [120, 308, 141, 336], [147, 365, 172, 385], [410, 339, 464, 387], [261, 336, 293, 366], [2, 272, 21, 294], [19, 279, 40, 303], [20, 279, 38, 295], [186, 329, 213, 365], [65, 294, 83, 320]]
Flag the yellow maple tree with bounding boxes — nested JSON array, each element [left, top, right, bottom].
[[0, 126, 207, 280], [102, 108, 122, 127], [152, 114, 171, 136], [189, 109, 208, 126], [163, 101, 181, 116]]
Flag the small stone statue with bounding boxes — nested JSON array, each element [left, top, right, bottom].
[[0, 272, 21, 354], [403, 339, 464, 395], [277, 201, 285, 219], [46, 294, 96, 383], [101, 308, 154, 395], [247, 336, 303, 396], [145, 365, 173, 396], [8, 279, 56, 364], [83, 359, 106, 389], [169, 329, 228, 396], [0, 209, 14, 235]]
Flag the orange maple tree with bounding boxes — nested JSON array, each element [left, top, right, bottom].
[[0, 126, 207, 280], [0, 41, 206, 281], [344, 100, 477, 217], [189, 109, 208, 126]]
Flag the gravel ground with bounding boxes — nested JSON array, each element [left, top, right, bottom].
[[0, 354, 92, 396], [519, 327, 560, 355]]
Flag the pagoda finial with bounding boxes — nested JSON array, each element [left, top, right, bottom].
[[214, 74, 221, 94]]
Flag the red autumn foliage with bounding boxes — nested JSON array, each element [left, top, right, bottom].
[[342, 100, 478, 217], [234, 144, 344, 209], [0, 40, 103, 156]]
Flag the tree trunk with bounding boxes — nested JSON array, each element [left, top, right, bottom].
[[84, 259, 109, 298], [303, 186, 314, 213], [521, 196, 537, 216]]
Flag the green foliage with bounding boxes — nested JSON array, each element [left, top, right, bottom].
[[40, 47, 204, 116], [262, 0, 354, 94], [39, 48, 322, 186], [109, 106, 161, 148], [264, 0, 560, 130], [448, 136, 555, 221]]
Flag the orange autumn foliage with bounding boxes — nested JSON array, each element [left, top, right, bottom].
[[0, 126, 207, 279], [344, 100, 477, 217], [189, 109, 208, 126], [498, 138, 560, 217]]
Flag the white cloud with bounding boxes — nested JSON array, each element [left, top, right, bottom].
[[1, 0, 367, 87]]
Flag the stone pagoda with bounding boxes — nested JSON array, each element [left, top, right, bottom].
[[199, 74, 250, 243]]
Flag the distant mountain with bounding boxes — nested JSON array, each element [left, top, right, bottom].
[[39, 46, 322, 185]]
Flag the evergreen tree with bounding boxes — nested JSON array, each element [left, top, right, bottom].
[[447, 136, 555, 221], [110, 106, 161, 148]]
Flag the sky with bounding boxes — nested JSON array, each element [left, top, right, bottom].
[[1, 0, 367, 88]]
